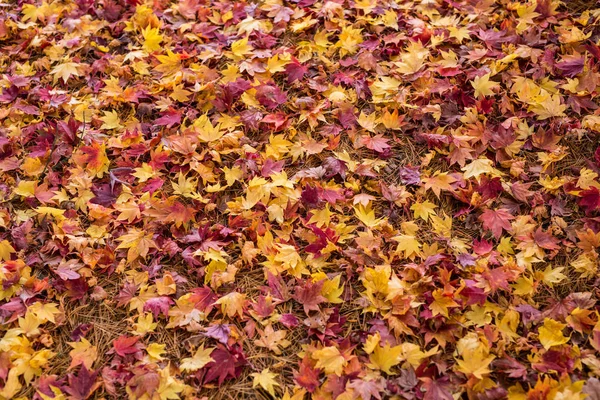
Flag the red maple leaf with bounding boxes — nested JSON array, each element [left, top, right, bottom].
[[65, 365, 100, 400], [293, 279, 326, 315], [285, 59, 308, 83], [361, 134, 391, 153], [533, 228, 560, 250], [420, 377, 453, 400], [202, 344, 247, 385], [294, 357, 321, 393], [479, 208, 514, 239], [154, 109, 182, 127], [579, 187, 600, 214], [255, 84, 287, 110], [111, 335, 142, 357]]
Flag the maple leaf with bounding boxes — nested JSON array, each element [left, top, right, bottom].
[[99, 110, 121, 130], [231, 37, 253, 58], [361, 134, 391, 153], [533, 228, 560, 250], [538, 318, 570, 349], [479, 208, 514, 239], [28, 302, 61, 323], [142, 26, 162, 52], [0, 239, 15, 261], [368, 344, 402, 374], [251, 368, 280, 397], [411, 200, 437, 222], [155, 49, 182, 75], [68, 338, 98, 370], [429, 290, 459, 318], [455, 334, 495, 379], [294, 357, 320, 393], [530, 93, 568, 120], [215, 292, 246, 318], [112, 335, 142, 357], [311, 346, 347, 376], [180, 345, 214, 372], [420, 377, 454, 400], [285, 60, 307, 83], [471, 73, 500, 98], [203, 345, 247, 385], [293, 279, 327, 315], [155, 109, 182, 127], [255, 84, 287, 110], [51, 61, 81, 84], [353, 204, 383, 228], [73, 142, 110, 178], [205, 324, 231, 344], [65, 365, 100, 400], [255, 324, 291, 355], [422, 172, 457, 197], [461, 158, 503, 181], [116, 229, 157, 263]]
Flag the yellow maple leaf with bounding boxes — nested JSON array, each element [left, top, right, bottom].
[[471, 73, 500, 98], [169, 84, 191, 102], [429, 289, 458, 318], [496, 310, 520, 341], [51, 61, 81, 84], [99, 110, 121, 130], [134, 312, 158, 336], [353, 204, 383, 228], [368, 343, 402, 374], [529, 93, 567, 120], [115, 201, 141, 223], [142, 26, 163, 52], [410, 201, 437, 222], [583, 115, 600, 132], [266, 54, 290, 74], [35, 207, 66, 221], [401, 343, 439, 368], [455, 334, 495, 379], [18, 310, 43, 337], [251, 368, 280, 397], [461, 158, 503, 181], [231, 37, 253, 58], [195, 114, 224, 142], [155, 368, 186, 400], [422, 172, 456, 197], [395, 41, 429, 75], [21, 157, 44, 176], [116, 229, 157, 263], [448, 25, 471, 43], [155, 49, 181, 75], [133, 163, 156, 182], [68, 338, 98, 369], [180, 345, 214, 371], [147, 343, 166, 361], [392, 234, 421, 259], [0, 370, 21, 399], [22, 2, 51, 23], [538, 318, 569, 349], [215, 292, 246, 318], [512, 275, 535, 296], [312, 272, 344, 303], [537, 265, 566, 287], [336, 26, 363, 56], [28, 302, 61, 323], [0, 240, 15, 261], [13, 180, 37, 198], [312, 346, 347, 376]]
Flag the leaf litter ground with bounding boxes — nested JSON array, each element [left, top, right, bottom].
[[2, 0, 600, 399]]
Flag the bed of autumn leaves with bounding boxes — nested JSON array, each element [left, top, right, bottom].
[[5, 0, 600, 399]]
